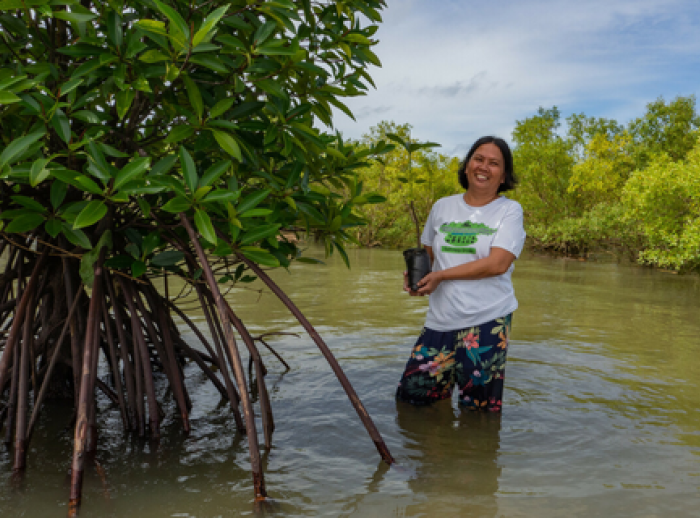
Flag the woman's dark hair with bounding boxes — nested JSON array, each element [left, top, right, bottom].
[[457, 136, 517, 193]]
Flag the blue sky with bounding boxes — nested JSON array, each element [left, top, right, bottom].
[[334, 0, 700, 157]]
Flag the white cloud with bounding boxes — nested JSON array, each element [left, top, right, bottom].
[[334, 0, 700, 156]]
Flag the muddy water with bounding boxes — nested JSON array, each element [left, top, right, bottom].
[[1, 247, 699, 517]]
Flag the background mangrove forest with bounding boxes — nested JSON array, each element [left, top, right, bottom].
[[352, 95, 700, 274]]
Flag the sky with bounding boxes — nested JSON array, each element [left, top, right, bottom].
[[333, 0, 700, 157]]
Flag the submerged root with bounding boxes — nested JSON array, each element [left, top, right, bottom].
[[0, 230, 392, 511]]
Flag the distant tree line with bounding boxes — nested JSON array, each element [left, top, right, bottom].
[[510, 95, 700, 273], [353, 96, 700, 273]]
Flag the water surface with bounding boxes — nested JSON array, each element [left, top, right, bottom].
[[1, 247, 699, 517]]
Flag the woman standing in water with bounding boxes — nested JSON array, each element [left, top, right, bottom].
[[396, 136, 526, 411]]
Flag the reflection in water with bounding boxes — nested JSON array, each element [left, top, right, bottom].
[[2, 248, 700, 516], [396, 400, 501, 518]]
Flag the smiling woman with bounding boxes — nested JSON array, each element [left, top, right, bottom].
[[397, 136, 526, 411]]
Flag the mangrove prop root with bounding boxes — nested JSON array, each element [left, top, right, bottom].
[[180, 213, 267, 499], [0, 218, 393, 509], [252, 332, 297, 372], [196, 283, 245, 432], [119, 277, 160, 438], [104, 271, 138, 431], [27, 286, 83, 438], [222, 304, 274, 449], [234, 249, 396, 466], [69, 252, 105, 510], [100, 295, 129, 431], [13, 288, 36, 471]]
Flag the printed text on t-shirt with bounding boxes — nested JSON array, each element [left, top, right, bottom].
[[438, 221, 496, 254]]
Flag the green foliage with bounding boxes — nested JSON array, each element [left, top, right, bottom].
[[352, 121, 459, 248], [511, 96, 700, 272], [623, 144, 700, 272], [568, 132, 636, 205], [628, 96, 700, 166], [0, 0, 389, 277], [511, 107, 579, 228]]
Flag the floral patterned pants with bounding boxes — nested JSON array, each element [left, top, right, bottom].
[[396, 314, 512, 411]]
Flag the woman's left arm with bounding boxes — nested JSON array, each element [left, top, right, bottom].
[[415, 247, 516, 295]]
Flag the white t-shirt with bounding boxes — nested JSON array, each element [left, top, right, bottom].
[[420, 194, 526, 331]]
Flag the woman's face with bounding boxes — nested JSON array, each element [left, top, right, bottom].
[[466, 143, 505, 195]]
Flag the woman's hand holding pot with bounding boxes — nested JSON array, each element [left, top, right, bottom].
[[404, 270, 442, 296], [416, 271, 443, 295]]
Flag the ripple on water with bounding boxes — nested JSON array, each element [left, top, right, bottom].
[[2, 250, 700, 517]]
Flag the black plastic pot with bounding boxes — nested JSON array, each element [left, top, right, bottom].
[[403, 247, 431, 292]]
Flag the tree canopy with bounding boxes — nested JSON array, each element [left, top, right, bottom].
[[0, 0, 391, 274], [510, 96, 700, 272]]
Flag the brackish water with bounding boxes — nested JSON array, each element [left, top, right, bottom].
[[1, 247, 700, 517]]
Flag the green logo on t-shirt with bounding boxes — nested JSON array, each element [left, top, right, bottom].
[[439, 221, 496, 254]]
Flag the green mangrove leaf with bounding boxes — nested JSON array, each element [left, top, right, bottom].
[[199, 159, 231, 187], [45, 218, 62, 238], [153, 0, 190, 43], [254, 20, 277, 46], [74, 200, 108, 229], [149, 155, 178, 177], [151, 250, 184, 267], [51, 109, 71, 143], [114, 157, 150, 190], [11, 195, 44, 212], [0, 130, 46, 169], [236, 189, 270, 214], [0, 91, 21, 104], [179, 146, 198, 193], [59, 77, 83, 97], [139, 50, 170, 63], [141, 232, 160, 258], [182, 75, 203, 121], [79, 230, 112, 287], [61, 223, 92, 249], [107, 11, 123, 47], [53, 11, 97, 23], [194, 209, 216, 245], [30, 158, 50, 186], [161, 196, 191, 213], [131, 260, 147, 277], [116, 89, 136, 120], [193, 186, 212, 201], [241, 249, 280, 267], [209, 98, 235, 119], [192, 5, 229, 47], [165, 125, 195, 144], [239, 208, 272, 218], [211, 130, 241, 160], [239, 223, 281, 245], [137, 198, 151, 217], [202, 189, 239, 203], [189, 55, 228, 74], [135, 19, 169, 38], [50, 181, 67, 209], [5, 212, 46, 233], [212, 240, 233, 257]]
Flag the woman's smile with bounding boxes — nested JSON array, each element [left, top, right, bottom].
[[465, 143, 506, 197]]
